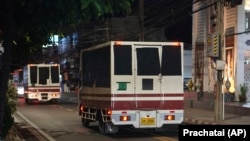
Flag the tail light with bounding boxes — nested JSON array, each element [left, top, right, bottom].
[[51, 93, 57, 97], [165, 115, 175, 120], [107, 109, 112, 115], [80, 106, 84, 112], [120, 116, 131, 121]]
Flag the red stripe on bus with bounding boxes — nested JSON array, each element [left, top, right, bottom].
[[112, 100, 183, 110], [24, 87, 60, 92], [80, 93, 183, 97], [80, 99, 183, 110]]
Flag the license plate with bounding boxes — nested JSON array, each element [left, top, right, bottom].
[[141, 117, 155, 125]]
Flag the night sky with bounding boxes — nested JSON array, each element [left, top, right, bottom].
[[131, 0, 193, 44]]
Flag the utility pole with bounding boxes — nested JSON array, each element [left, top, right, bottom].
[[215, 0, 224, 122], [139, 0, 144, 41]]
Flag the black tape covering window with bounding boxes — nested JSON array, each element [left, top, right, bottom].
[[137, 48, 160, 75], [51, 66, 59, 83], [162, 45, 181, 75], [39, 67, 49, 85], [114, 45, 132, 75], [81, 46, 110, 87], [30, 66, 37, 84]]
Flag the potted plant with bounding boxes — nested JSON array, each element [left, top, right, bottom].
[[239, 83, 248, 102]]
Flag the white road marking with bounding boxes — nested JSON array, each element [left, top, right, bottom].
[[16, 111, 56, 141]]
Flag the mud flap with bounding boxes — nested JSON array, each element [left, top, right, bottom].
[[99, 121, 119, 135], [105, 122, 119, 134]]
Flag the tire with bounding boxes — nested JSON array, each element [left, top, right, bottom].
[[81, 118, 90, 127], [25, 98, 31, 104], [49, 99, 58, 104]]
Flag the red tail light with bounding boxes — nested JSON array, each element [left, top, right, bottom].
[[120, 116, 131, 121], [107, 110, 112, 115], [80, 106, 84, 112], [165, 115, 175, 120]]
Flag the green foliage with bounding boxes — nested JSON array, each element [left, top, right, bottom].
[[6, 82, 17, 114], [5, 0, 135, 65], [80, 0, 134, 20], [1, 0, 134, 138], [1, 1, 134, 136], [240, 83, 248, 96], [239, 83, 248, 102], [2, 81, 17, 139]]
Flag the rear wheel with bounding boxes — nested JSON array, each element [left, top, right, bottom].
[[49, 99, 58, 104], [25, 98, 31, 104]]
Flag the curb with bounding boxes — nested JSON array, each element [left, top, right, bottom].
[[184, 117, 218, 125], [5, 121, 25, 141], [12, 124, 25, 141]]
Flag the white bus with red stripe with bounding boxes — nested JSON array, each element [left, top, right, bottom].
[[23, 63, 61, 104], [78, 41, 184, 134]]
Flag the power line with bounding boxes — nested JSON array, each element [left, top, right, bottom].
[[144, 1, 217, 36], [134, 0, 191, 28]]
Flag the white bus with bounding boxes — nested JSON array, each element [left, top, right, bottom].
[[78, 41, 184, 134]]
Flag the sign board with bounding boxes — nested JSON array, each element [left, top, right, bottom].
[[216, 60, 225, 70], [212, 34, 219, 57]]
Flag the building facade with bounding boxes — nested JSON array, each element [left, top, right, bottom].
[[192, 0, 250, 101]]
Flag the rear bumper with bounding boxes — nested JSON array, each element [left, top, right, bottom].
[[25, 93, 60, 101], [111, 110, 183, 128]]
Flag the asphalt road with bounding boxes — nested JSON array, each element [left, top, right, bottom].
[[15, 97, 179, 141]]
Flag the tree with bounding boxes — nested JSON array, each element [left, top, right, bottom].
[[0, 0, 133, 139], [2, 81, 17, 139]]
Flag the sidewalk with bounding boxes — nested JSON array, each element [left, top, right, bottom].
[[184, 106, 250, 125], [60, 92, 250, 125]]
